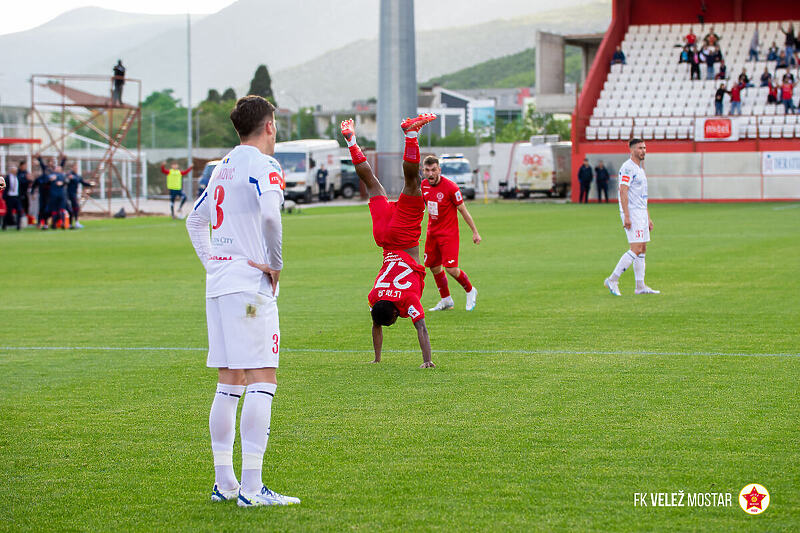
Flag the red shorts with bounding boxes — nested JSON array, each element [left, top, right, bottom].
[[369, 194, 424, 250], [424, 232, 459, 268]]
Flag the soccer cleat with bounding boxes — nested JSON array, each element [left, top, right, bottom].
[[429, 296, 454, 312], [74, 222, 84, 229], [237, 485, 300, 507], [635, 286, 661, 295], [604, 278, 621, 296], [465, 287, 478, 311], [401, 113, 437, 134], [340, 119, 356, 144], [211, 483, 239, 502]]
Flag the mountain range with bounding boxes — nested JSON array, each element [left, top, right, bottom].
[[0, 0, 610, 109]]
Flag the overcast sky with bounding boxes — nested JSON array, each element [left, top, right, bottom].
[[0, 0, 237, 35]]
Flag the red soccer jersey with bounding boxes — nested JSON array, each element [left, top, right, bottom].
[[782, 84, 794, 100], [730, 83, 743, 102], [421, 176, 463, 237], [368, 250, 426, 323]]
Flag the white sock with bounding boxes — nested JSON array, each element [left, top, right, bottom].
[[240, 382, 277, 494], [634, 253, 646, 290], [405, 131, 418, 138], [610, 250, 636, 281], [209, 383, 245, 490]]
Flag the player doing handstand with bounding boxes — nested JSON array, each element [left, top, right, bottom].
[[341, 114, 437, 368]]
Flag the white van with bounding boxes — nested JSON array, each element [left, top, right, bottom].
[[439, 154, 476, 199], [505, 140, 571, 198], [273, 139, 341, 203]]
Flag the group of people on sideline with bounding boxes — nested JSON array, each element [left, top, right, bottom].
[[577, 158, 611, 204], [0, 153, 94, 231]]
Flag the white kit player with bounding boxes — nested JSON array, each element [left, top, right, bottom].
[[604, 138, 660, 296], [186, 96, 300, 507]]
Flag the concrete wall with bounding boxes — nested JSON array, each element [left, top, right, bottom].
[[578, 150, 800, 201], [535, 31, 566, 96]]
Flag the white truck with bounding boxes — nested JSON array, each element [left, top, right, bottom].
[[439, 154, 476, 200], [273, 139, 341, 203], [502, 139, 571, 198]]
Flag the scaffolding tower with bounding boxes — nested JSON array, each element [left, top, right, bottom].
[[30, 74, 143, 215]]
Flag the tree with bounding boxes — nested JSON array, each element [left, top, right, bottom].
[[248, 65, 276, 105], [221, 87, 237, 101], [206, 89, 221, 103], [495, 105, 572, 143]]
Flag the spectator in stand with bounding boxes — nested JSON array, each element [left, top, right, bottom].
[[702, 45, 717, 80], [738, 69, 753, 87], [611, 46, 626, 65], [16, 160, 32, 225], [749, 28, 760, 62], [2, 167, 23, 231], [689, 46, 702, 80], [703, 27, 720, 47], [685, 28, 697, 46], [715, 60, 727, 80], [780, 77, 798, 114], [594, 160, 610, 203], [767, 80, 779, 104], [780, 23, 796, 66], [761, 68, 773, 87], [714, 84, 728, 116], [679, 45, 690, 64], [577, 158, 593, 204], [767, 42, 779, 61], [776, 49, 789, 69], [728, 81, 744, 115]]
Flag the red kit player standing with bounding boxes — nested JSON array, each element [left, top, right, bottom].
[[341, 114, 437, 368], [421, 156, 481, 312]]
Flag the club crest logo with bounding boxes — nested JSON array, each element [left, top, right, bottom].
[[436, 192, 444, 201], [739, 484, 769, 515]]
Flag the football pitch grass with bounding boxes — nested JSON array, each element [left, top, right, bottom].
[[2, 201, 798, 532]]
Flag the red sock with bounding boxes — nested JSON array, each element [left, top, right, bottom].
[[455, 270, 473, 292], [348, 144, 367, 165], [433, 270, 450, 298], [403, 136, 420, 163]]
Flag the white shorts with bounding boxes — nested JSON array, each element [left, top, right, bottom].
[[206, 291, 280, 369], [621, 210, 650, 243]]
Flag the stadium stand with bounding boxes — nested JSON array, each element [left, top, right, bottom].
[[585, 21, 800, 142], [570, 1, 800, 202]]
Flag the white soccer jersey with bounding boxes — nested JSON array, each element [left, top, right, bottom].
[[618, 158, 648, 212], [5, 174, 19, 196], [186, 144, 284, 298]]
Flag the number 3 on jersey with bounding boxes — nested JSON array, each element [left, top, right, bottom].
[[212, 185, 225, 229], [375, 261, 413, 290]]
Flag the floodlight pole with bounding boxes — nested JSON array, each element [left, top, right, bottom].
[[185, 13, 193, 199]]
